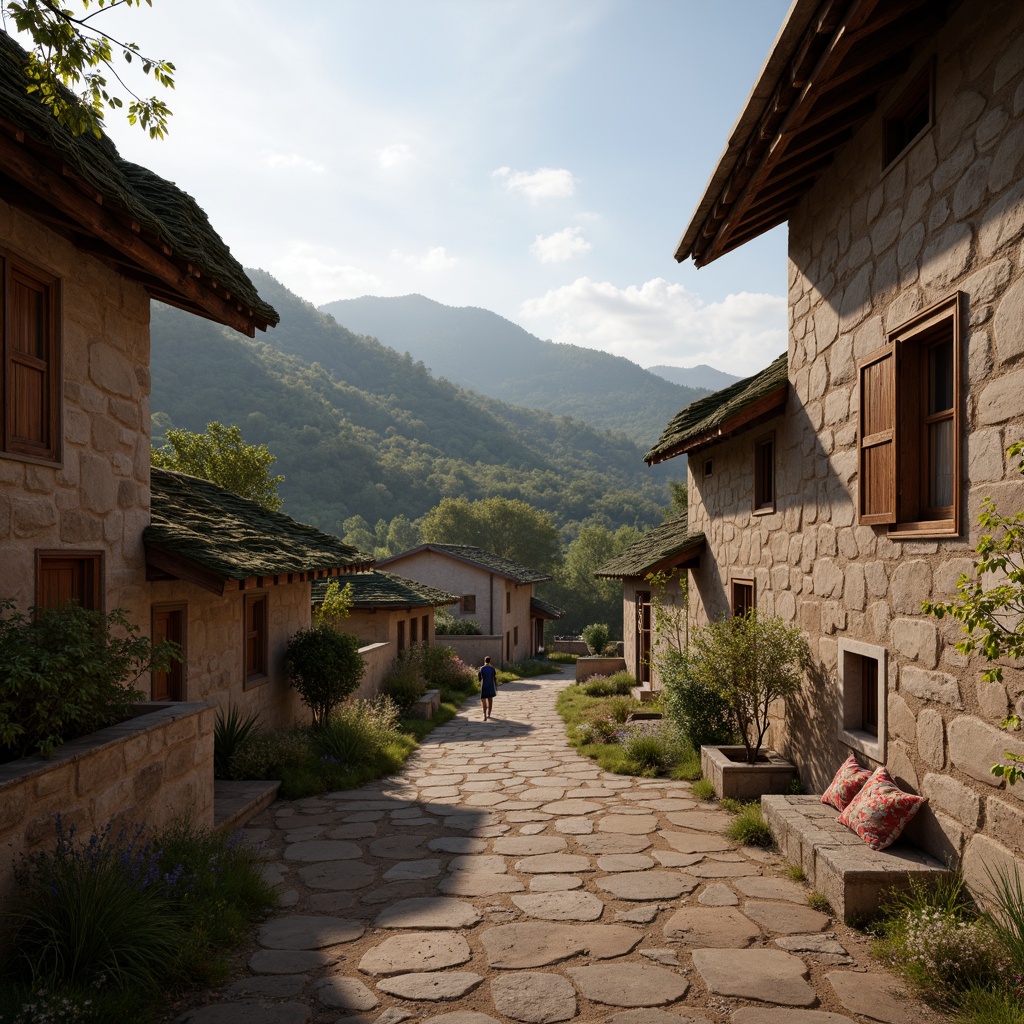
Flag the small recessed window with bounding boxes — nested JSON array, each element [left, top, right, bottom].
[[506, 591, 511, 614], [36, 551, 102, 611], [838, 638, 887, 762], [731, 579, 755, 617], [397, 619, 406, 652], [244, 593, 269, 686], [753, 434, 775, 513], [461, 594, 476, 615], [883, 63, 933, 168], [410, 615, 419, 645], [704, 459, 713, 478]]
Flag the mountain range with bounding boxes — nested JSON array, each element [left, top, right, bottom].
[[646, 363, 740, 390], [149, 272, 682, 540], [320, 294, 709, 447]]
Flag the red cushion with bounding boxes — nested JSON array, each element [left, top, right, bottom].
[[821, 754, 873, 811], [837, 767, 925, 851]]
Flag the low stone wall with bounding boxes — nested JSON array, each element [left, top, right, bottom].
[[576, 657, 629, 683], [552, 639, 589, 655], [0, 701, 215, 901], [354, 642, 392, 700], [440, 634, 503, 668]]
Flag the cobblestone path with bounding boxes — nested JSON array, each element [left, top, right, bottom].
[[177, 670, 944, 1024]]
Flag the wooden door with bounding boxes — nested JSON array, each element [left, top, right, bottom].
[[152, 606, 184, 701]]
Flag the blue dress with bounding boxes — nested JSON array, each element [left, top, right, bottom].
[[479, 664, 497, 698]]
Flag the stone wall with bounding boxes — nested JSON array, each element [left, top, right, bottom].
[[384, 551, 500, 634], [0, 701, 214, 900], [688, 1, 1024, 882], [0, 202, 152, 626], [354, 642, 392, 701], [442, 634, 503, 669]]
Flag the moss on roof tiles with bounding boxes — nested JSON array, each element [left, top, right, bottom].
[[645, 353, 788, 464], [388, 544, 552, 584], [146, 467, 372, 580], [0, 32, 277, 330], [531, 595, 564, 619], [594, 514, 705, 579], [312, 571, 457, 609]]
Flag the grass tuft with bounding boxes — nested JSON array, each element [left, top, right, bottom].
[[785, 863, 807, 883], [723, 801, 775, 848], [691, 778, 716, 800], [807, 890, 833, 914]]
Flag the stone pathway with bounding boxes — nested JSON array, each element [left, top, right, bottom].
[[173, 669, 946, 1024]]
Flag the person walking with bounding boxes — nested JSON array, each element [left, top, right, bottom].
[[478, 656, 497, 720]]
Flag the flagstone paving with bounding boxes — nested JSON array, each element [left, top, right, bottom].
[[172, 669, 945, 1024]]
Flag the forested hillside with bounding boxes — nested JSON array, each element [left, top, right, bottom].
[[646, 364, 740, 391], [319, 293, 709, 446], [149, 273, 679, 539]]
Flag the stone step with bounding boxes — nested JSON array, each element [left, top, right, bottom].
[[214, 779, 280, 831]]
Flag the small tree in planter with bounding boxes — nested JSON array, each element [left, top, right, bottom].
[[582, 622, 611, 655], [286, 626, 364, 727], [683, 610, 810, 765]]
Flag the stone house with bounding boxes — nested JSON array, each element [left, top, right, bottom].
[[378, 543, 554, 663], [594, 514, 705, 691], [662, 0, 1024, 886]]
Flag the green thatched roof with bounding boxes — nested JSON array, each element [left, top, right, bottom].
[[531, 595, 564, 620], [0, 31, 277, 335], [312, 571, 457, 609], [594, 514, 705, 579], [145, 468, 372, 589], [645, 353, 788, 464], [380, 544, 551, 584]]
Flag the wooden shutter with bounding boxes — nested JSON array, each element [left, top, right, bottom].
[[245, 594, 268, 681], [36, 553, 101, 610], [858, 345, 897, 524]]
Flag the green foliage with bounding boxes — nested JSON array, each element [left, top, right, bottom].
[[666, 479, 688, 518], [677, 611, 810, 764], [313, 580, 354, 628], [213, 704, 261, 780], [0, 601, 178, 759], [923, 441, 1024, 784], [954, 985, 1024, 1024], [545, 650, 578, 664], [982, 864, 1024, 976], [151, 421, 284, 511], [229, 727, 310, 788], [285, 626, 364, 726], [662, 649, 736, 750], [691, 778, 716, 800], [786, 864, 807, 882], [648, 568, 688, 662], [622, 723, 690, 776], [582, 673, 635, 697], [435, 607, 482, 635], [807, 891, 834, 914], [421, 495, 562, 574], [581, 622, 611, 655], [671, 749, 703, 781], [723, 802, 775, 848], [313, 698, 401, 769], [4, 0, 175, 138], [382, 652, 426, 712], [417, 645, 477, 691]]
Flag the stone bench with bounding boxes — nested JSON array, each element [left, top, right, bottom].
[[409, 688, 442, 720], [762, 794, 951, 924]]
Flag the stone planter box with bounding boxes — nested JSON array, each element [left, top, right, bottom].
[[701, 744, 798, 800], [0, 701, 215, 901], [575, 656, 628, 683]]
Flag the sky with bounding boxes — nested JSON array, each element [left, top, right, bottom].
[[71, 0, 792, 376]]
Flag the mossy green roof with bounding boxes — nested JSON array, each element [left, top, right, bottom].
[[645, 353, 788, 464], [594, 514, 705, 579], [531, 595, 564, 619], [312, 571, 457, 609], [381, 544, 552, 584], [0, 31, 277, 333], [146, 468, 372, 581]]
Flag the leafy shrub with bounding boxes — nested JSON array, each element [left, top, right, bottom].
[[434, 608, 482, 635], [0, 601, 180, 760], [691, 778, 716, 800], [418, 645, 476, 691], [662, 649, 735, 750], [213, 705, 261, 780], [229, 727, 311, 782], [581, 622, 611, 655], [583, 674, 634, 697], [724, 802, 775, 848], [582, 714, 618, 744], [286, 626, 364, 725], [606, 695, 638, 723], [314, 698, 401, 768], [383, 653, 426, 711]]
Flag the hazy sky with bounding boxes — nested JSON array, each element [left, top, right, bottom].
[[89, 0, 791, 375]]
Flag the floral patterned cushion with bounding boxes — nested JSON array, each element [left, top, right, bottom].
[[821, 754, 873, 811], [837, 767, 926, 851]]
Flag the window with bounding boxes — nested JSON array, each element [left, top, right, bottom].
[[858, 293, 961, 535], [513, 625, 519, 647], [152, 604, 186, 700], [636, 590, 652, 684], [244, 593, 268, 685], [36, 551, 101, 610], [506, 631, 511, 661], [753, 434, 775, 513], [410, 615, 419, 645], [461, 594, 476, 615], [731, 579, 755, 617], [704, 459, 713, 478], [883, 63, 933, 168], [838, 638, 887, 762], [422, 614, 429, 646], [2, 251, 61, 463], [506, 591, 511, 614], [397, 619, 406, 652]]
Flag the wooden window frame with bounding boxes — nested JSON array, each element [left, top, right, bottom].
[[883, 61, 934, 170], [422, 614, 429, 646], [703, 459, 713, 478], [513, 625, 519, 647], [151, 602, 187, 701], [752, 432, 775, 514], [35, 550, 103, 611], [506, 590, 511, 614], [838, 637, 887, 762], [857, 293, 962, 537], [1, 249, 62, 465], [397, 618, 406, 652], [731, 578, 755, 617], [461, 594, 476, 615], [410, 615, 419, 645], [636, 589, 652, 685], [243, 592, 269, 688]]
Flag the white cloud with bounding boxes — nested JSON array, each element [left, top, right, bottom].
[[271, 242, 384, 305], [493, 165, 576, 201], [519, 277, 786, 376], [391, 246, 459, 272], [263, 151, 326, 173], [530, 226, 592, 263], [378, 143, 413, 169]]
